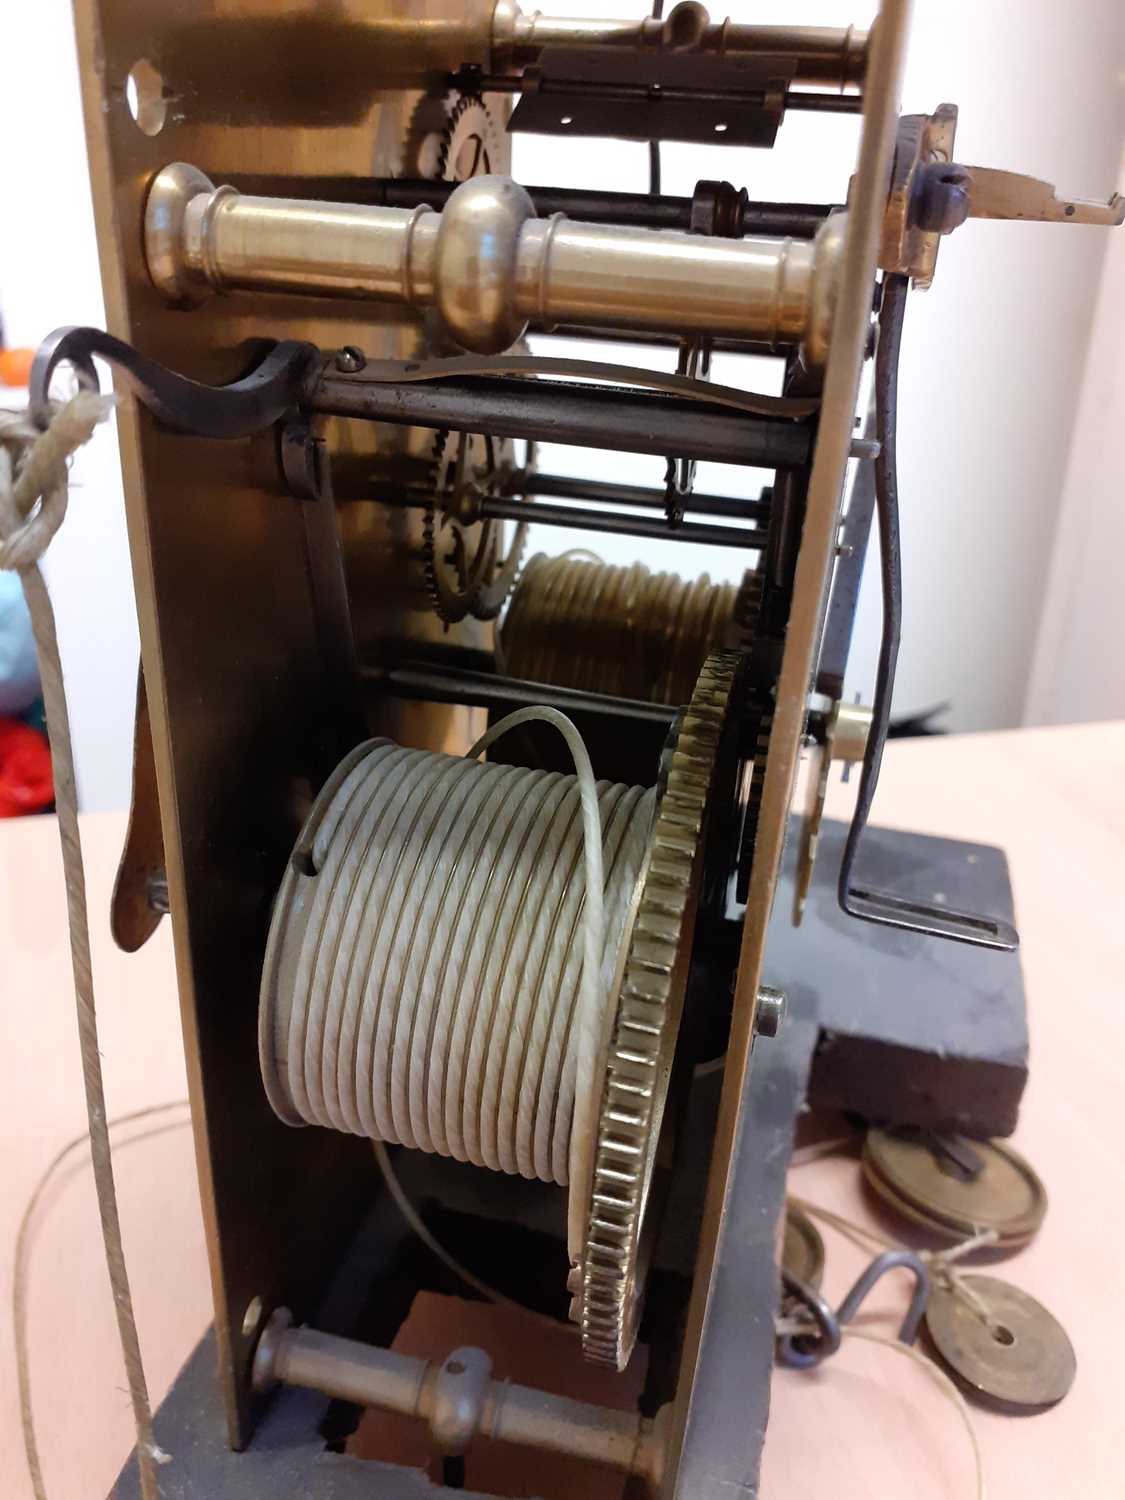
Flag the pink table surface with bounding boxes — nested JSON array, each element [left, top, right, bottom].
[[2, 720, 1123, 1499]]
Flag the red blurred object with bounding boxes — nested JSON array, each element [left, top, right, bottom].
[[0, 716, 53, 816]]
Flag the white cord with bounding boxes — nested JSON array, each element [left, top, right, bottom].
[[260, 724, 653, 1263], [464, 706, 617, 1257], [372, 1140, 574, 1335], [782, 1190, 996, 1500], [838, 1329, 986, 1500], [14, 1103, 191, 1500], [2, 396, 167, 1500]]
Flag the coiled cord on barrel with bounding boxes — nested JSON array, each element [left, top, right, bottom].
[[500, 553, 742, 706], [260, 716, 655, 1259]]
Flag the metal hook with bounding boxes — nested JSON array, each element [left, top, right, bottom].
[[777, 1270, 841, 1369], [836, 1248, 932, 1346], [776, 1248, 932, 1369]]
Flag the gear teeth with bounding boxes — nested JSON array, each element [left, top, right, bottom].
[[736, 706, 773, 903], [421, 429, 459, 627], [409, 95, 508, 626], [422, 428, 499, 626], [578, 651, 740, 1370], [401, 92, 451, 179], [731, 567, 765, 650], [437, 95, 502, 184], [467, 376, 536, 623]]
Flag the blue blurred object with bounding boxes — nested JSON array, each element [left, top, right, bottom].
[[0, 571, 40, 714]]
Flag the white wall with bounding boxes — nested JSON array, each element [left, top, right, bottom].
[[513, 0, 1124, 734], [1024, 146, 1125, 727], [1, 2, 1120, 810], [877, 0, 1123, 732], [0, 5, 137, 813]]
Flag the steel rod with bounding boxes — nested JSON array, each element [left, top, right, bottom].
[[536, 323, 788, 357], [482, 494, 765, 548], [311, 373, 811, 469], [364, 480, 765, 547], [511, 471, 771, 522], [495, 17, 868, 85], [253, 1313, 655, 1478], [355, 470, 771, 523], [339, 9, 867, 88], [783, 91, 866, 114], [817, 399, 877, 698], [366, 661, 676, 726], [320, 177, 835, 239], [470, 73, 863, 115]]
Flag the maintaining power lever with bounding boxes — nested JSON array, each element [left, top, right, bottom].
[[834, 274, 1018, 953]]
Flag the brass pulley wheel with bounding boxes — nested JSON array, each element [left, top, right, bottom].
[[863, 1128, 1048, 1249], [781, 1204, 826, 1289], [925, 1275, 1076, 1410]]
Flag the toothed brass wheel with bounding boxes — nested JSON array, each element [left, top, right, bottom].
[[471, 439, 536, 622], [422, 429, 499, 626], [437, 96, 502, 183], [578, 650, 742, 1369]]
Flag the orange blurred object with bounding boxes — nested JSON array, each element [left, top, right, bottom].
[[0, 347, 35, 387]]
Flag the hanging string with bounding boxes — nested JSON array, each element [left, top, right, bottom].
[[843, 1329, 985, 1499], [1, 396, 167, 1500], [372, 1140, 575, 1335], [787, 1192, 1003, 1331], [788, 1133, 862, 1167], [780, 1183, 1001, 1500], [787, 1192, 897, 1256], [772, 1326, 987, 1500], [464, 705, 625, 1256], [14, 1102, 191, 1500]]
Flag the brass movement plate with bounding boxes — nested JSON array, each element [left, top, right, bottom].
[[72, 0, 505, 1446], [665, 5, 913, 1491]]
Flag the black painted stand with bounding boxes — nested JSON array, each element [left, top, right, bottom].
[[116, 821, 1026, 1498]]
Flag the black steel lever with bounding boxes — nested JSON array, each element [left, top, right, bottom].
[[29, 326, 318, 437], [835, 275, 1018, 953]]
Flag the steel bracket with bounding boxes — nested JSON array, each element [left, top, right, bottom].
[[509, 46, 795, 147], [877, 104, 959, 289]]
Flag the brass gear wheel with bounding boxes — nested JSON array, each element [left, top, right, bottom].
[[410, 93, 521, 625], [578, 650, 742, 1368], [401, 92, 452, 179], [730, 566, 764, 651], [735, 707, 773, 902], [437, 95, 503, 183], [422, 429, 499, 626], [403, 91, 504, 182], [423, 432, 536, 625], [471, 439, 536, 622]]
